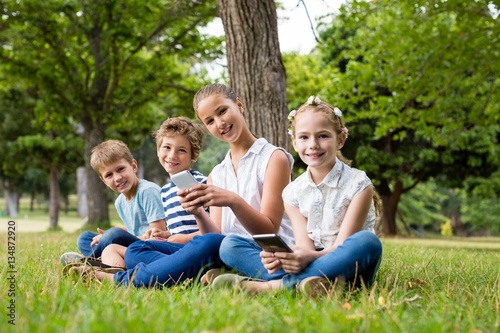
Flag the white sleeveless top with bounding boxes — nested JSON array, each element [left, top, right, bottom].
[[211, 138, 295, 244]]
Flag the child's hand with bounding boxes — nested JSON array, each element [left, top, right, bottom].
[[167, 234, 191, 244], [260, 251, 283, 275], [178, 185, 212, 214], [179, 184, 233, 209], [144, 228, 171, 240], [274, 246, 318, 274], [90, 228, 105, 247]]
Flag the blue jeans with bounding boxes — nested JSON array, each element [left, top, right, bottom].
[[220, 230, 383, 289], [219, 235, 288, 280], [113, 233, 225, 288], [77, 227, 140, 258]]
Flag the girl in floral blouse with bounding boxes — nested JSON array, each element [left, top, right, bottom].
[[213, 96, 383, 297]]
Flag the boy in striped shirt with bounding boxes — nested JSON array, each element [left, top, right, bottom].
[[145, 117, 208, 244]]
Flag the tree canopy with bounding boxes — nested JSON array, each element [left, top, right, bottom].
[[0, 0, 222, 227], [284, 0, 500, 235]]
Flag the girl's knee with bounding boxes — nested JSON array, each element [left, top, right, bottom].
[[220, 234, 243, 251], [102, 243, 123, 256]]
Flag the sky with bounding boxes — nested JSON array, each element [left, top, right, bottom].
[[205, 0, 346, 54], [277, 0, 346, 53]]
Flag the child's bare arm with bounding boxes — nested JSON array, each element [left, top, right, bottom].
[[167, 231, 201, 244], [331, 185, 374, 250], [140, 219, 167, 240]]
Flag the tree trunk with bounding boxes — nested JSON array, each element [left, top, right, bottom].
[[83, 124, 110, 228], [77, 167, 88, 218], [30, 192, 35, 211], [218, 0, 290, 151], [48, 166, 60, 230], [4, 181, 19, 218], [378, 179, 404, 236], [450, 210, 466, 237]]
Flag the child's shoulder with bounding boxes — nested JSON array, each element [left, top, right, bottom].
[[137, 179, 162, 191], [339, 163, 371, 186]]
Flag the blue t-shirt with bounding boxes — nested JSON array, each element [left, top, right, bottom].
[[161, 170, 208, 235], [115, 179, 166, 236]]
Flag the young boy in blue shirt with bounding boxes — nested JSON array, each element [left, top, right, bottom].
[[65, 117, 208, 270], [61, 139, 166, 267]]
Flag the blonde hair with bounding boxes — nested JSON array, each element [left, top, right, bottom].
[[90, 140, 134, 175], [292, 99, 382, 217], [152, 117, 205, 162], [291, 100, 351, 166], [193, 83, 237, 115]]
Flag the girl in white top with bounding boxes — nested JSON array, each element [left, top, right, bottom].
[[181, 83, 294, 241], [212, 95, 383, 296]]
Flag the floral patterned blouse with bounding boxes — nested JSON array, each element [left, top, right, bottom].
[[282, 158, 376, 249]]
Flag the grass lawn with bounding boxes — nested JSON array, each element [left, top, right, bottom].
[[0, 203, 499, 332]]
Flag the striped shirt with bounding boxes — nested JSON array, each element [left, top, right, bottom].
[[161, 170, 208, 235]]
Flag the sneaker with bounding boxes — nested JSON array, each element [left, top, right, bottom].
[[200, 268, 224, 285], [298, 276, 331, 298], [60, 252, 85, 265], [211, 273, 249, 289]]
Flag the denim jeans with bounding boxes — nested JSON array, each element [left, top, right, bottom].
[[77, 227, 140, 258], [220, 230, 383, 289], [113, 233, 225, 288], [219, 234, 288, 280]]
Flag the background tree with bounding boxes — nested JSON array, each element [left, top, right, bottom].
[[217, 0, 289, 149], [1, 0, 222, 228], [313, 0, 500, 235], [0, 82, 39, 217], [16, 133, 83, 229]]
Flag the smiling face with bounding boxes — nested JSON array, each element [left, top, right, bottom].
[[292, 109, 345, 177], [157, 134, 193, 175], [98, 158, 139, 199], [196, 94, 245, 143]]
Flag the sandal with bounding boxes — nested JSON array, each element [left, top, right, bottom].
[[60, 251, 120, 270], [64, 264, 124, 283], [62, 262, 124, 276], [211, 273, 265, 289]]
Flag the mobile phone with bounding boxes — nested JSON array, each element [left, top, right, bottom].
[[253, 234, 293, 253], [170, 170, 199, 189]]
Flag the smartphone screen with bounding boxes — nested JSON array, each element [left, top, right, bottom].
[[253, 234, 293, 253], [170, 171, 199, 189]]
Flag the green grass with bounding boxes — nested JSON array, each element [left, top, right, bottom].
[[0, 229, 499, 333], [1, 198, 499, 332]]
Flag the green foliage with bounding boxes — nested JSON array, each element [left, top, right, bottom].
[[460, 193, 500, 234], [298, 0, 500, 233], [440, 220, 453, 236], [194, 133, 229, 176], [398, 181, 449, 228], [0, 0, 222, 224]]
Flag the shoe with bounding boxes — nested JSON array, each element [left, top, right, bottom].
[[60, 252, 116, 269], [60, 252, 85, 265], [62, 263, 125, 278], [298, 276, 331, 298], [201, 268, 224, 285], [211, 273, 250, 289]]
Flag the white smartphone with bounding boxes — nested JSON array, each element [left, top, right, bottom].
[[170, 170, 199, 189], [253, 234, 293, 253]]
